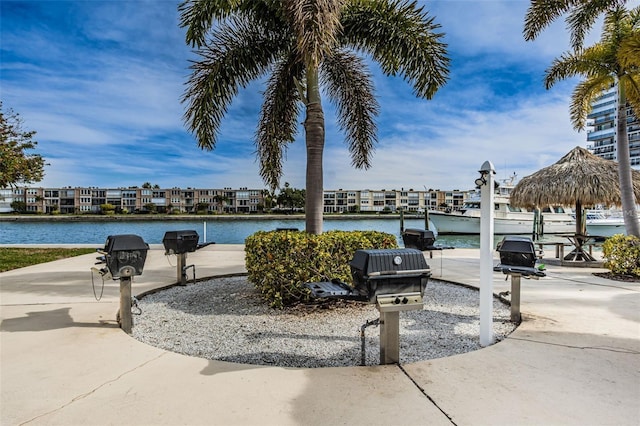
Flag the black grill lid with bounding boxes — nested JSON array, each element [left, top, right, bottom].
[[104, 234, 148, 253], [496, 236, 535, 254], [349, 248, 429, 275]]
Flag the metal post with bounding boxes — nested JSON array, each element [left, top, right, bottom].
[[479, 160, 495, 346], [379, 311, 400, 365], [510, 275, 521, 323], [177, 253, 187, 285], [119, 277, 132, 334], [400, 209, 404, 233]]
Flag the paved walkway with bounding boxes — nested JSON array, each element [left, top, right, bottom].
[[1, 245, 638, 425]]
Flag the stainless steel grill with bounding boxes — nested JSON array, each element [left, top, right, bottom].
[[306, 248, 431, 364]]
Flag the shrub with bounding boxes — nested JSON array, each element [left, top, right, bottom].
[[602, 234, 640, 277], [245, 230, 398, 308]]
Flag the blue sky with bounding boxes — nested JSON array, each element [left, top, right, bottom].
[[2, 0, 631, 192]]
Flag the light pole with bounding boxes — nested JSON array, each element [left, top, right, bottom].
[[476, 161, 496, 346]]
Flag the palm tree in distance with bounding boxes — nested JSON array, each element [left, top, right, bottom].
[[179, 0, 449, 234], [543, 5, 640, 237], [524, 0, 629, 50]]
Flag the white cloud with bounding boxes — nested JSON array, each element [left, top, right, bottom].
[[4, 0, 631, 193]]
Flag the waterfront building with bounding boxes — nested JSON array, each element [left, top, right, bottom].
[[1, 185, 470, 215], [587, 85, 640, 168], [322, 188, 468, 214], [0, 186, 266, 214]]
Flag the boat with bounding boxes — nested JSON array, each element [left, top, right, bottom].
[[428, 177, 575, 235], [584, 209, 637, 237]]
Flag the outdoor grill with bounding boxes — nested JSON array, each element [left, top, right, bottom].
[[102, 234, 149, 279], [161, 229, 211, 286], [493, 236, 546, 323], [401, 228, 436, 251], [162, 230, 199, 255], [494, 236, 543, 277], [306, 248, 431, 364], [401, 228, 453, 274], [349, 248, 431, 302]]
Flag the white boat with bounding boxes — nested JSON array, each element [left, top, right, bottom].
[[428, 179, 575, 235], [584, 209, 637, 237]]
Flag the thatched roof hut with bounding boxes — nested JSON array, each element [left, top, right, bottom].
[[511, 146, 640, 208], [511, 146, 640, 235]]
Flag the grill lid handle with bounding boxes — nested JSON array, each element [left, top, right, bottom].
[[367, 268, 431, 277]]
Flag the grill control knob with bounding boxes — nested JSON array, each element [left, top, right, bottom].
[[394, 297, 401, 304], [402, 297, 408, 304]]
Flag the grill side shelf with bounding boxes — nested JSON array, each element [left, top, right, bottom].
[[304, 281, 367, 300]]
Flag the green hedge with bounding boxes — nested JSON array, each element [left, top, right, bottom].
[[245, 230, 398, 308], [602, 234, 640, 277]]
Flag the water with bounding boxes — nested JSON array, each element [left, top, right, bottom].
[[0, 217, 488, 247]]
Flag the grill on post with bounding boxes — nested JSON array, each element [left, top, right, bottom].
[[306, 248, 431, 365], [494, 236, 542, 276], [493, 236, 545, 323], [103, 234, 149, 278], [401, 228, 453, 276], [162, 230, 200, 285], [348, 249, 430, 302], [162, 230, 199, 255], [401, 228, 436, 251], [98, 234, 149, 334]]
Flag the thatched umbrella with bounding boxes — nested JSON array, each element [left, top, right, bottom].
[[511, 146, 640, 236]]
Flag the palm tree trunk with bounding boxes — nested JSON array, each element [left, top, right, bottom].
[[303, 66, 325, 234], [616, 82, 640, 237]]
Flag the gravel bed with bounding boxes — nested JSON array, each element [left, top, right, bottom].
[[132, 276, 516, 368]]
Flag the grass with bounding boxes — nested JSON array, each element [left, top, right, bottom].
[[0, 248, 97, 272]]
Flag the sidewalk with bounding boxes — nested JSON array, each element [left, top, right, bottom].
[[1, 246, 638, 425]]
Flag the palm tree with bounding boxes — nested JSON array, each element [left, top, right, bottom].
[[524, 0, 630, 50], [179, 0, 449, 234], [213, 194, 228, 213], [544, 5, 640, 237]]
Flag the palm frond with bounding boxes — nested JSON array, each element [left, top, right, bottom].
[[570, 76, 613, 130], [523, 0, 574, 42], [567, 0, 626, 50], [179, 0, 243, 47], [544, 44, 616, 89], [321, 49, 379, 169], [284, 0, 345, 67], [180, 0, 284, 47], [622, 74, 640, 117], [182, 17, 285, 150], [256, 55, 304, 190], [341, 0, 449, 99], [524, 0, 628, 48], [618, 33, 640, 69]]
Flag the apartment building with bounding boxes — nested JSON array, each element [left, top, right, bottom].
[[587, 85, 640, 168], [1, 185, 470, 214], [0, 186, 265, 214], [323, 188, 468, 214]]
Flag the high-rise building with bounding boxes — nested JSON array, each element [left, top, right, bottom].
[[587, 85, 640, 169]]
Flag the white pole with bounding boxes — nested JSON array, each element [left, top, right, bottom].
[[479, 160, 496, 346], [203, 221, 207, 243]]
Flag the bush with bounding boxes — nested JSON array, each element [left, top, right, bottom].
[[245, 230, 398, 308], [602, 234, 640, 277]]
